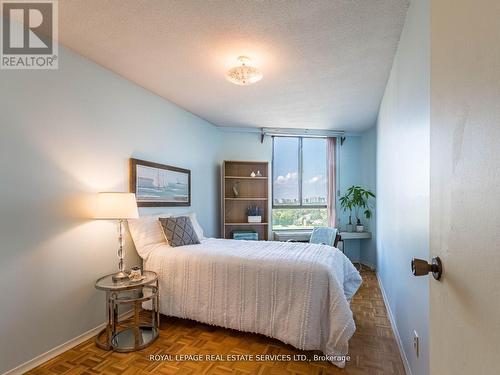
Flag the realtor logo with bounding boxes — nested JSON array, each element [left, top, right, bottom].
[[1, 0, 58, 69]]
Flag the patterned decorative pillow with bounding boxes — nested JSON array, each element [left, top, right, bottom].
[[159, 216, 200, 247]]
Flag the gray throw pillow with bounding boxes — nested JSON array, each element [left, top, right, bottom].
[[159, 216, 200, 247]]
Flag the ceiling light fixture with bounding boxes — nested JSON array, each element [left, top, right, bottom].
[[226, 56, 263, 86]]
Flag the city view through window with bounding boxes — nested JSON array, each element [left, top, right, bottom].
[[272, 137, 328, 229]]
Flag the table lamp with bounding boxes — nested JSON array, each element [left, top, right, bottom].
[[95, 192, 139, 282]]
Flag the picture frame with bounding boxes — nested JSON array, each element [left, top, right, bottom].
[[130, 158, 191, 207]]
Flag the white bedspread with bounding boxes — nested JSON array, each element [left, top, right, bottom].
[[144, 238, 362, 367]]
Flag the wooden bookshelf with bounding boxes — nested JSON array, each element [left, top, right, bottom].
[[225, 176, 268, 180], [221, 161, 269, 240]]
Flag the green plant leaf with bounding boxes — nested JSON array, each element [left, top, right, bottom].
[[341, 185, 375, 219]]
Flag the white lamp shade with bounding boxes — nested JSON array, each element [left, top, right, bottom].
[[95, 192, 139, 219]]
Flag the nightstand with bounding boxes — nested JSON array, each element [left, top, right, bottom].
[[95, 270, 159, 352]]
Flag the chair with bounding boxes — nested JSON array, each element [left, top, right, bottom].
[[309, 227, 341, 248]]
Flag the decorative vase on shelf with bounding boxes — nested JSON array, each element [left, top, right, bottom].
[[248, 215, 262, 223], [356, 218, 364, 232], [232, 182, 240, 198], [250, 171, 256, 177], [346, 216, 354, 232], [256, 170, 262, 177], [247, 205, 262, 223]]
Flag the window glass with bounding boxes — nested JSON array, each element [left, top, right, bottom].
[[273, 137, 299, 206], [302, 138, 327, 206], [272, 208, 328, 230], [272, 137, 329, 230]]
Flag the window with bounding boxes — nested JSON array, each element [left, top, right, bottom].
[[272, 137, 328, 230]]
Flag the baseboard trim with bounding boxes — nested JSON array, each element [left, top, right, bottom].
[[376, 273, 412, 375], [355, 261, 376, 271], [360, 261, 376, 270], [3, 310, 134, 375]]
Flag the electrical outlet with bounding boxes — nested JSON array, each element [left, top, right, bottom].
[[413, 330, 419, 357]]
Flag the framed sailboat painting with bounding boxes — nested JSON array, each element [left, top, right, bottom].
[[130, 158, 191, 207]]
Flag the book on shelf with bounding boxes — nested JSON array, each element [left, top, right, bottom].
[[232, 230, 259, 241]]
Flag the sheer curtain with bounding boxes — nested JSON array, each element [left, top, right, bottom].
[[327, 137, 337, 227]]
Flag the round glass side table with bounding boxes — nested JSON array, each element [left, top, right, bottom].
[[95, 270, 159, 352]]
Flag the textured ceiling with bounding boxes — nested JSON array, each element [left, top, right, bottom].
[[59, 0, 409, 131]]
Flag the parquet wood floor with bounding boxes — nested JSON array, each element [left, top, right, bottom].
[[28, 269, 405, 375]]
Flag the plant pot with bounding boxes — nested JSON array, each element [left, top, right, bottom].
[[346, 224, 354, 232], [356, 225, 364, 232], [248, 215, 262, 223]]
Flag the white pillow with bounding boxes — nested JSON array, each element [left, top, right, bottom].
[[127, 215, 167, 259]]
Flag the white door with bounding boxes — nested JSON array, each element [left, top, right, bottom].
[[430, 0, 500, 374]]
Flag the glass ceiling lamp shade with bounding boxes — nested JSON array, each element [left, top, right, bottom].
[[226, 56, 263, 85], [95, 193, 139, 282]]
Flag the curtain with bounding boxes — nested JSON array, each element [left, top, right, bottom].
[[327, 137, 337, 227]]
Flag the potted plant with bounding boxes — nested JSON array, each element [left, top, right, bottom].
[[247, 205, 262, 223], [339, 192, 355, 232], [339, 186, 375, 232]]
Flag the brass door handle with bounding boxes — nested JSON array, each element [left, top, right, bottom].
[[411, 257, 443, 280]]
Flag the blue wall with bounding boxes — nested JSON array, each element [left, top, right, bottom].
[[376, 0, 430, 374], [0, 45, 221, 374], [360, 126, 377, 267], [336, 128, 377, 265]]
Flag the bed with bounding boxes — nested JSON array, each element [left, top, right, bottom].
[[128, 215, 362, 368]]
